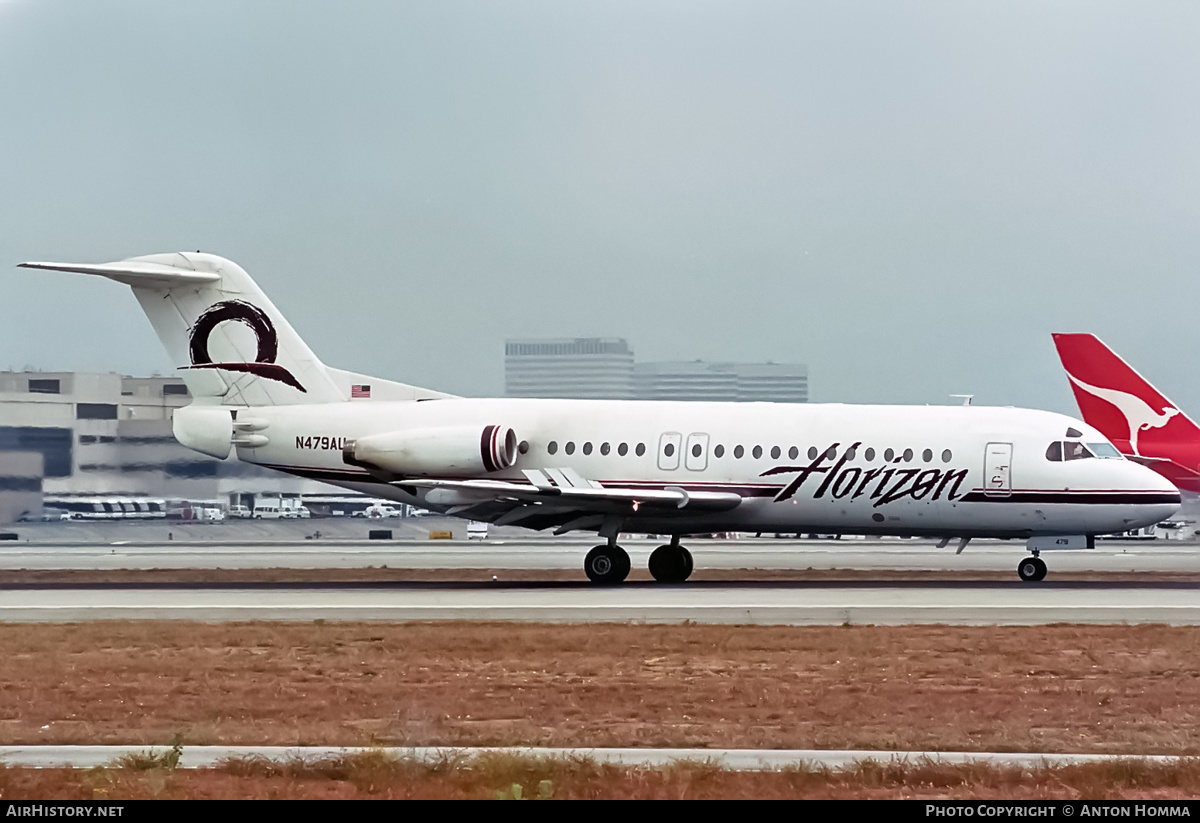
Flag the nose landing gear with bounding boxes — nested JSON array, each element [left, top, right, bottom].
[[1017, 552, 1047, 582]]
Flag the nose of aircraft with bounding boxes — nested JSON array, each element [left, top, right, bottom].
[[1122, 460, 1182, 528]]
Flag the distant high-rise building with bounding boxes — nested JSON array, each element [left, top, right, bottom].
[[503, 339, 807, 403], [504, 338, 635, 399], [634, 361, 808, 403]]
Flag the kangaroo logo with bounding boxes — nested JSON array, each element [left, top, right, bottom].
[[1065, 371, 1177, 455], [185, 300, 306, 392]]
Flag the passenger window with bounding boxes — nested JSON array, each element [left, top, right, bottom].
[[714, 444, 725, 458], [922, 449, 932, 463], [770, 446, 781, 459], [734, 445, 744, 459], [548, 441, 558, 455], [884, 448, 895, 462], [636, 443, 646, 457], [692, 443, 702, 458], [1045, 442, 1062, 462], [902, 448, 913, 462], [618, 443, 628, 456], [600, 442, 610, 456], [865, 448, 875, 461], [664, 443, 675, 457], [788, 446, 799, 460], [752, 445, 763, 459], [583, 442, 593, 455], [845, 446, 856, 460], [808, 446, 818, 460], [565, 442, 575, 455], [825, 446, 837, 460], [941, 449, 952, 463]]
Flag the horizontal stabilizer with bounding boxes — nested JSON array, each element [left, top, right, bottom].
[[19, 259, 221, 287], [19, 250, 447, 407], [1127, 455, 1172, 465]]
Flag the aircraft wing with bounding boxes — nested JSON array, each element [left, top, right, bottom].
[[395, 469, 743, 534]]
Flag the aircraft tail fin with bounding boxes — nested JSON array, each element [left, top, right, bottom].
[[1051, 333, 1200, 454], [19, 252, 451, 406]]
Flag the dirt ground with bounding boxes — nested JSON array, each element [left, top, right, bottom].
[[1, 621, 1198, 756]]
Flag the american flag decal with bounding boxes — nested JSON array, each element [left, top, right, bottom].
[[351, 384, 371, 399]]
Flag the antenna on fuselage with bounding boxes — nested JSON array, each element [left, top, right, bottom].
[[950, 394, 974, 406]]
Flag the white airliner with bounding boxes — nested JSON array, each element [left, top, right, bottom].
[[19, 253, 1180, 583]]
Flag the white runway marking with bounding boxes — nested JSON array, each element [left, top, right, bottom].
[[3, 582, 1199, 625]]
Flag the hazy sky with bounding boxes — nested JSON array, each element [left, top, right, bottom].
[[2, 1, 1198, 414]]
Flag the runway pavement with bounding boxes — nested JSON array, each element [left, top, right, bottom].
[[3, 531, 1199, 574], [3, 579, 1199, 624], [3, 522, 1198, 625]]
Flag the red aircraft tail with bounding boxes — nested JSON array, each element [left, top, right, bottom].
[[1052, 333, 1200, 492]]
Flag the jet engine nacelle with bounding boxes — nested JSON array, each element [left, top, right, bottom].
[[344, 424, 519, 476], [172, 405, 233, 460]]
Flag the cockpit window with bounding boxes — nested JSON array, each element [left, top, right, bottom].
[[1087, 442, 1124, 459], [1048, 440, 1105, 461], [1065, 427, 1083, 438], [1063, 441, 1094, 461]]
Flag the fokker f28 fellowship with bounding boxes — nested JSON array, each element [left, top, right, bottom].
[[19, 253, 1180, 583]]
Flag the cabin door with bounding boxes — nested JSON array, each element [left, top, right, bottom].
[[685, 433, 710, 471], [657, 432, 682, 471], [983, 442, 1012, 497]]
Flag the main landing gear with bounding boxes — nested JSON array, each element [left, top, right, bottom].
[[584, 543, 631, 585], [582, 536, 695, 584], [648, 537, 693, 584], [1017, 552, 1047, 582]]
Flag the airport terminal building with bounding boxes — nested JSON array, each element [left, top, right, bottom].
[[0, 371, 339, 523]]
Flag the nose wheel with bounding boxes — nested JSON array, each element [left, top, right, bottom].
[[1017, 554, 1047, 582], [584, 544, 631, 585]]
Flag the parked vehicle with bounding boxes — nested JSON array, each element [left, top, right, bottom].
[[1099, 525, 1157, 540]]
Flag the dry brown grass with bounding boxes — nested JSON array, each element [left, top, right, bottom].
[[2, 754, 1200, 799], [1, 621, 1199, 757]]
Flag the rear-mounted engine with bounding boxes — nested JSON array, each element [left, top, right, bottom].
[[343, 424, 518, 477]]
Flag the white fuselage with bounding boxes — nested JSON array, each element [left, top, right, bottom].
[[227, 398, 1179, 538]]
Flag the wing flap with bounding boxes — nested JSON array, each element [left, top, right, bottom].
[[399, 478, 744, 513]]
